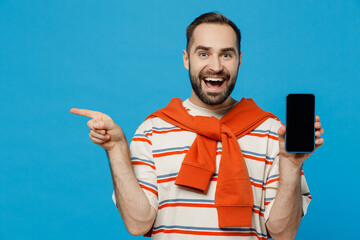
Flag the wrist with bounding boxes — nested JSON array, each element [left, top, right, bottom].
[[280, 156, 303, 172], [107, 139, 128, 153], [279, 157, 303, 187], [106, 140, 130, 164]]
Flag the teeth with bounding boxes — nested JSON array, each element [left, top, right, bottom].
[[204, 78, 224, 82]]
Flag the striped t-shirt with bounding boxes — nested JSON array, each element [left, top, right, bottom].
[[114, 99, 311, 240]]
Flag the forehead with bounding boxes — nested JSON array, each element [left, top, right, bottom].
[[191, 23, 237, 52]]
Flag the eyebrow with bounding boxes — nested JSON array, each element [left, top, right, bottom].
[[193, 45, 237, 54]]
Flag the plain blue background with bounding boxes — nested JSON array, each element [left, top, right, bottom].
[[1, 0, 359, 239]]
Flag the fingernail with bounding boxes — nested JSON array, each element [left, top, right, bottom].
[[94, 123, 98, 128]]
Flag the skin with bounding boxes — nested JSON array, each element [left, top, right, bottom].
[[71, 22, 324, 239], [69, 109, 156, 236], [183, 23, 241, 109], [266, 119, 323, 240]]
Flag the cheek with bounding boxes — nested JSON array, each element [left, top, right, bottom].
[[190, 63, 205, 76], [226, 63, 239, 75]]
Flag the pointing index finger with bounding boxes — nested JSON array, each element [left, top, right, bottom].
[[70, 108, 101, 119]]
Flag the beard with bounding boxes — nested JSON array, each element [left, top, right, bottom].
[[189, 65, 238, 106]]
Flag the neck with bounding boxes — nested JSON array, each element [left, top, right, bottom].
[[188, 91, 237, 110]]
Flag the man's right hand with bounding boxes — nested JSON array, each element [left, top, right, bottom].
[[70, 108, 126, 151], [70, 107, 156, 235]]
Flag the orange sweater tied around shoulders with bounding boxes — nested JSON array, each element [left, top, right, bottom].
[[148, 98, 278, 227]]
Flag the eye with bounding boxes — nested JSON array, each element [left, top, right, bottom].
[[222, 53, 231, 58], [199, 52, 208, 57]]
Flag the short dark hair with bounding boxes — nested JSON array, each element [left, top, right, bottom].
[[186, 12, 241, 54]]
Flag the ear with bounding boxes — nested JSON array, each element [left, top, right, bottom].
[[238, 52, 242, 69], [183, 49, 189, 70]]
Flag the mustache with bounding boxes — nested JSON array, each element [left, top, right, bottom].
[[199, 70, 230, 80]]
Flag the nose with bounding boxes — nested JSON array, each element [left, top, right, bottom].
[[208, 56, 223, 72]]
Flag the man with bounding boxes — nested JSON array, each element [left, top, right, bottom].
[[71, 12, 324, 240]]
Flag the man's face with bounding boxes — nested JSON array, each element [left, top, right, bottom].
[[183, 23, 242, 106]]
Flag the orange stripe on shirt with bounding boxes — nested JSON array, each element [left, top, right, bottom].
[[132, 162, 156, 170], [268, 135, 278, 140], [266, 178, 279, 185], [247, 132, 278, 141], [158, 176, 219, 184], [243, 154, 274, 165], [158, 203, 265, 218], [139, 184, 158, 197], [158, 203, 216, 210], [153, 150, 189, 158], [251, 182, 265, 190], [243, 154, 265, 162], [152, 229, 267, 239], [157, 177, 177, 183], [158, 175, 271, 191], [265, 160, 274, 165], [247, 133, 268, 137], [252, 208, 264, 217], [153, 129, 185, 134], [158, 177, 268, 191], [132, 137, 152, 145]]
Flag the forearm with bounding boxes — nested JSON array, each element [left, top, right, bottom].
[[266, 159, 303, 240], [107, 142, 156, 236]]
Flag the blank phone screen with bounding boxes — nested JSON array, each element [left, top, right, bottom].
[[285, 94, 315, 153]]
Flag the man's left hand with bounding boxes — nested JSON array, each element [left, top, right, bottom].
[[277, 116, 324, 168]]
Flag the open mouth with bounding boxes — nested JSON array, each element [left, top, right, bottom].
[[202, 77, 226, 91]]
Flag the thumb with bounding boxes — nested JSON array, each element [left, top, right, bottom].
[[277, 126, 286, 140], [93, 119, 115, 130]]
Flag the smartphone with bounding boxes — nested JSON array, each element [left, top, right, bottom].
[[285, 94, 315, 153]]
